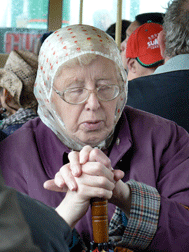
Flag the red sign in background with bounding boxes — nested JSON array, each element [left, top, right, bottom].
[[4, 32, 43, 53]]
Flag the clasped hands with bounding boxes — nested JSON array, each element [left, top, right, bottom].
[[44, 145, 131, 228]]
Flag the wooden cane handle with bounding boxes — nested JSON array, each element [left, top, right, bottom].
[[91, 198, 109, 243]]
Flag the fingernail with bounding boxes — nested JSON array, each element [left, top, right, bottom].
[[72, 166, 81, 177], [68, 182, 76, 191], [57, 179, 64, 188], [80, 156, 85, 164]]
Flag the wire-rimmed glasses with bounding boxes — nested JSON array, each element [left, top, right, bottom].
[[53, 84, 121, 105]]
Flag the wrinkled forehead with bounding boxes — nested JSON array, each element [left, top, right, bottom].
[[38, 24, 126, 89], [54, 55, 121, 89]]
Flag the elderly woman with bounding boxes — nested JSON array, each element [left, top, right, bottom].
[[0, 50, 38, 135], [1, 24, 189, 251]]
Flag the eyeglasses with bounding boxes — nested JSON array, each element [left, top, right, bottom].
[[53, 85, 121, 105]]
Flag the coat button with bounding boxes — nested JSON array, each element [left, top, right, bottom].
[[116, 138, 120, 145]]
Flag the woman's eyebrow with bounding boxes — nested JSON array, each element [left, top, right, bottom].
[[64, 80, 84, 88], [95, 77, 116, 83]]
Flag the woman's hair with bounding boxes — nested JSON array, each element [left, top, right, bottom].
[[163, 0, 189, 57]]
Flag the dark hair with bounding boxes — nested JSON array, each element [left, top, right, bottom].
[[40, 31, 53, 44], [106, 20, 131, 42], [136, 12, 165, 25]]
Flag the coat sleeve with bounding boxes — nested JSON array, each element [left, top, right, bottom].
[[109, 180, 161, 251]]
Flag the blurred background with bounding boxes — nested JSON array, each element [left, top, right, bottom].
[[0, 0, 169, 54]]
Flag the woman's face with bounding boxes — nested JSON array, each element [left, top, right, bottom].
[[52, 56, 120, 147]]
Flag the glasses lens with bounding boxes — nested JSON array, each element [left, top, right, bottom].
[[98, 85, 120, 101], [64, 88, 88, 104], [63, 85, 120, 104]]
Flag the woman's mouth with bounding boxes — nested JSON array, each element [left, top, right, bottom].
[[82, 120, 104, 130]]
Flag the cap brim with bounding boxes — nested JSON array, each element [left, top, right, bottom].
[[137, 53, 164, 68]]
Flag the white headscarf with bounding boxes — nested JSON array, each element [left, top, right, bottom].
[[34, 24, 127, 150]]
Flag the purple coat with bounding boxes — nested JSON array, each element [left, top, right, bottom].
[[1, 105, 189, 250]]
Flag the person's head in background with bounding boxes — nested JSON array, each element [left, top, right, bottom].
[[0, 50, 38, 118], [34, 31, 53, 55], [158, 0, 189, 63], [120, 12, 165, 70], [106, 19, 131, 42], [126, 22, 164, 80]]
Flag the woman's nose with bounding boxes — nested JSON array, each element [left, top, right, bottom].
[[85, 91, 100, 110]]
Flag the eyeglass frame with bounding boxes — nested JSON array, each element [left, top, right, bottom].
[[52, 84, 122, 105]]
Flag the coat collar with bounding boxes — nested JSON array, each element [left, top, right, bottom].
[[154, 54, 189, 74]]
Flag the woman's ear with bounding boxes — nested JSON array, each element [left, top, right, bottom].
[[126, 58, 137, 73]]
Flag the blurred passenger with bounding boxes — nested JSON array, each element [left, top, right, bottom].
[[121, 12, 165, 70], [0, 178, 42, 251], [126, 22, 164, 80], [106, 19, 131, 42], [0, 50, 38, 135], [127, 0, 189, 132]]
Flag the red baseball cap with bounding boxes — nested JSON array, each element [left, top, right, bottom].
[[126, 22, 164, 68]]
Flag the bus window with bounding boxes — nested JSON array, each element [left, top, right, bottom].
[[0, 0, 170, 54], [0, 0, 48, 54], [67, 0, 169, 31]]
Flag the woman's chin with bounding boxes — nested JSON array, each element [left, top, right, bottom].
[[75, 135, 105, 147]]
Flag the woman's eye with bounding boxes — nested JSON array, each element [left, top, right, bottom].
[[70, 88, 84, 94], [99, 85, 111, 91]]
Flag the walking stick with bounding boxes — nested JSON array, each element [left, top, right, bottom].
[[90, 197, 134, 252], [90, 198, 114, 252]]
